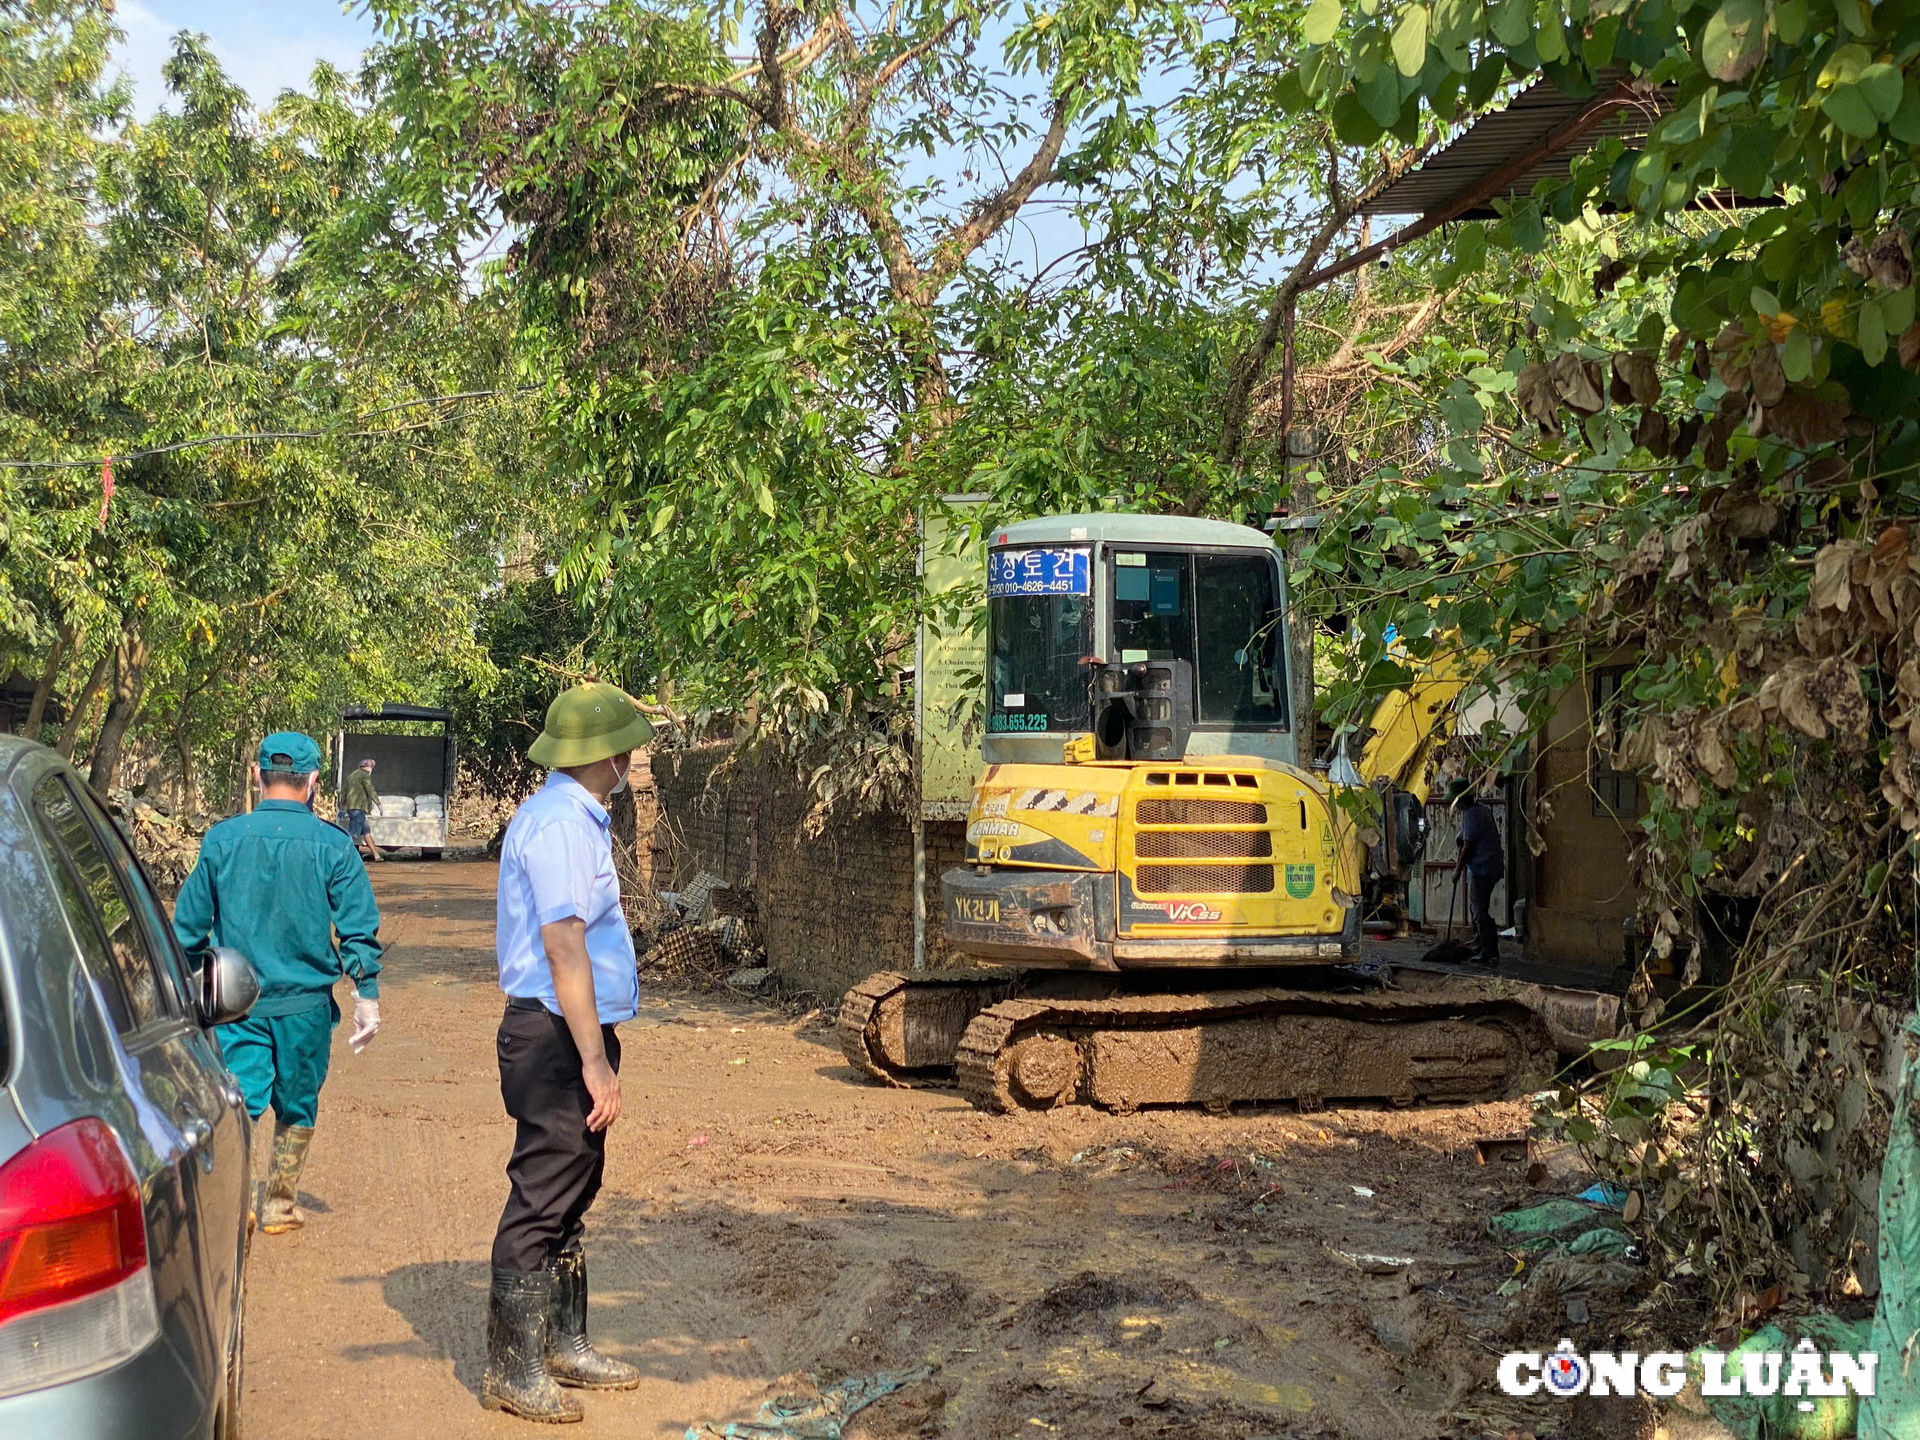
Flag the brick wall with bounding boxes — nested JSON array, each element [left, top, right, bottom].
[[649, 742, 966, 998]]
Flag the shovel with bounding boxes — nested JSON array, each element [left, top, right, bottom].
[[1419, 864, 1476, 967]]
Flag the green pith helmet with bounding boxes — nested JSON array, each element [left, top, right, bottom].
[[527, 682, 654, 769], [1444, 777, 1477, 808]]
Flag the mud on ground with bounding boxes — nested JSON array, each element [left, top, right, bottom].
[[242, 860, 1623, 1439]]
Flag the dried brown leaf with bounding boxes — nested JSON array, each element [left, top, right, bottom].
[[1714, 485, 1778, 540], [1752, 388, 1850, 450], [1515, 362, 1561, 432], [1696, 722, 1738, 788], [1593, 257, 1630, 299], [1616, 719, 1663, 770], [1668, 514, 1710, 580], [1811, 544, 1854, 611], [1703, 414, 1736, 471], [1810, 656, 1870, 739], [1712, 322, 1753, 392], [1869, 228, 1913, 291], [1750, 341, 1787, 406], [1871, 574, 1899, 624], [1899, 323, 1920, 371], [1620, 527, 1667, 581], [1633, 408, 1673, 457], [1612, 350, 1660, 407], [1674, 413, 1704, 459], [1778, 666, 1828, 740], [1549, 352, 1606, 414]]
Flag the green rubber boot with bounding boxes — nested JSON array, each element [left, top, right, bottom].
[[546, 1249, 640, 1390], [481, 1267, 583, 1423], [260, 1123, 313, 1235]]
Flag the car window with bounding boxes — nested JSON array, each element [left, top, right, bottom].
[[67, 783, 192, 1014], [32, 775, 178, 1033]]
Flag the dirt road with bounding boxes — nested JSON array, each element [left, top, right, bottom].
[[241, 859, 1588, 1439]]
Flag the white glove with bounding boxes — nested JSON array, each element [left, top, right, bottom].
[[349, 996, 381, 1053]]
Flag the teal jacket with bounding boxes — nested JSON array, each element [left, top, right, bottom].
[[172, 800, 383, 1017]]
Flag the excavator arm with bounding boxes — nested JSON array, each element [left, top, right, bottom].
[[1356, 650, 1470, 801]]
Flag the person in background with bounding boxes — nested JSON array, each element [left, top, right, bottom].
[[1447, 778, 1506, 966], [481, 683, 651, 1422], [341, 756, 380, 862], [173, 731, 384, 1234]]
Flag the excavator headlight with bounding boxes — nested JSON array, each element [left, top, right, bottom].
[[1030, 906, 1075, 936]]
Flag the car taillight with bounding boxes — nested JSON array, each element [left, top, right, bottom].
[[0, 1117, 157, 1397]]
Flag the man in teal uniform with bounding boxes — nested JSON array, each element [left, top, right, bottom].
[[174, 731, 384, 1234]]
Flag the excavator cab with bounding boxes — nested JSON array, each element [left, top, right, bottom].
[[980, 516, 1295, 768], [943, 516, 1370, 975]]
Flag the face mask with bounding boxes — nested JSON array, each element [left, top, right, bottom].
[[607, 756, 629, 796]]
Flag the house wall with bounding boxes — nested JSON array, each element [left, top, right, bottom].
[[1524, 681, 1639, 972]]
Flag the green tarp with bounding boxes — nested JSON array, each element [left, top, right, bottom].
[[1862, 1012, 1920, 1440], [1484, 1196, 1633, 1256], [1686, 1316, 1872, 1440], [1694, 1011, 1920, 1439]]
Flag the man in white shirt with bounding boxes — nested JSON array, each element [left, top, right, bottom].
[[480, 682, 651, 1423]]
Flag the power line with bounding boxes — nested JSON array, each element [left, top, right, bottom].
[[0, 388, 530, 471]]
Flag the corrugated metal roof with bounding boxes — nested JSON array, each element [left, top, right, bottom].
[[1362, 70, 1669, 220]]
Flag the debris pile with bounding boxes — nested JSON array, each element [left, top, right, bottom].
[[108, 791, 210, 899], [640, 872, 768, 989], [685, 1362, 938, 1439], [1487, 1183, 1643, 1315]]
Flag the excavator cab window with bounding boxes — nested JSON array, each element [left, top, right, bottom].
[[1112, 549, 1287, 731], [987, 546, 1094, 734], [1112, 552, 1194, 665], [1195, 554, 1286, 727]]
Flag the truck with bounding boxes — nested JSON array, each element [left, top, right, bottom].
[[333, 705, 456, 859], [839, 512, 1617, 1114]]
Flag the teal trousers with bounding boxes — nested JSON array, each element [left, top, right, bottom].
[[216, 1004, 335, 1129]]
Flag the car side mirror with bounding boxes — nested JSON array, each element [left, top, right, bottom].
[[199, 946, 260, 1027]]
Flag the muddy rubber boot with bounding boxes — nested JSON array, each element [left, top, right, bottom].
[[259, 1123, 314, 1235], [481, 1267, 583, 1423], [545, 1249, 640, 1390]]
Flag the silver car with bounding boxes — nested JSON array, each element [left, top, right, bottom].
[[0, 737, 257, 1437]]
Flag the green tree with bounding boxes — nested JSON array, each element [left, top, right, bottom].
[[1262, 0, 1920, 1299], [2, 25, 539, 802], [370, 0, 1286, 772]]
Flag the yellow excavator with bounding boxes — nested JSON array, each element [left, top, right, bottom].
[[839, 512, 1615, 1113]]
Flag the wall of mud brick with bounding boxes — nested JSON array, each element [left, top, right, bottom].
[[649, 742, 967, 998]]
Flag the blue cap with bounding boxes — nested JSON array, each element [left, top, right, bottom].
[[257, 731, 323, 775]]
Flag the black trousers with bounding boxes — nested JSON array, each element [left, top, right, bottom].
[[1468, 871, 1502, 962], [491, 1002, 622, 1273]]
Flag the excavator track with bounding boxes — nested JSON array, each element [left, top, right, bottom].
[[838, 970, 1021, 1086], [954, 986, 1556, 1114]]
